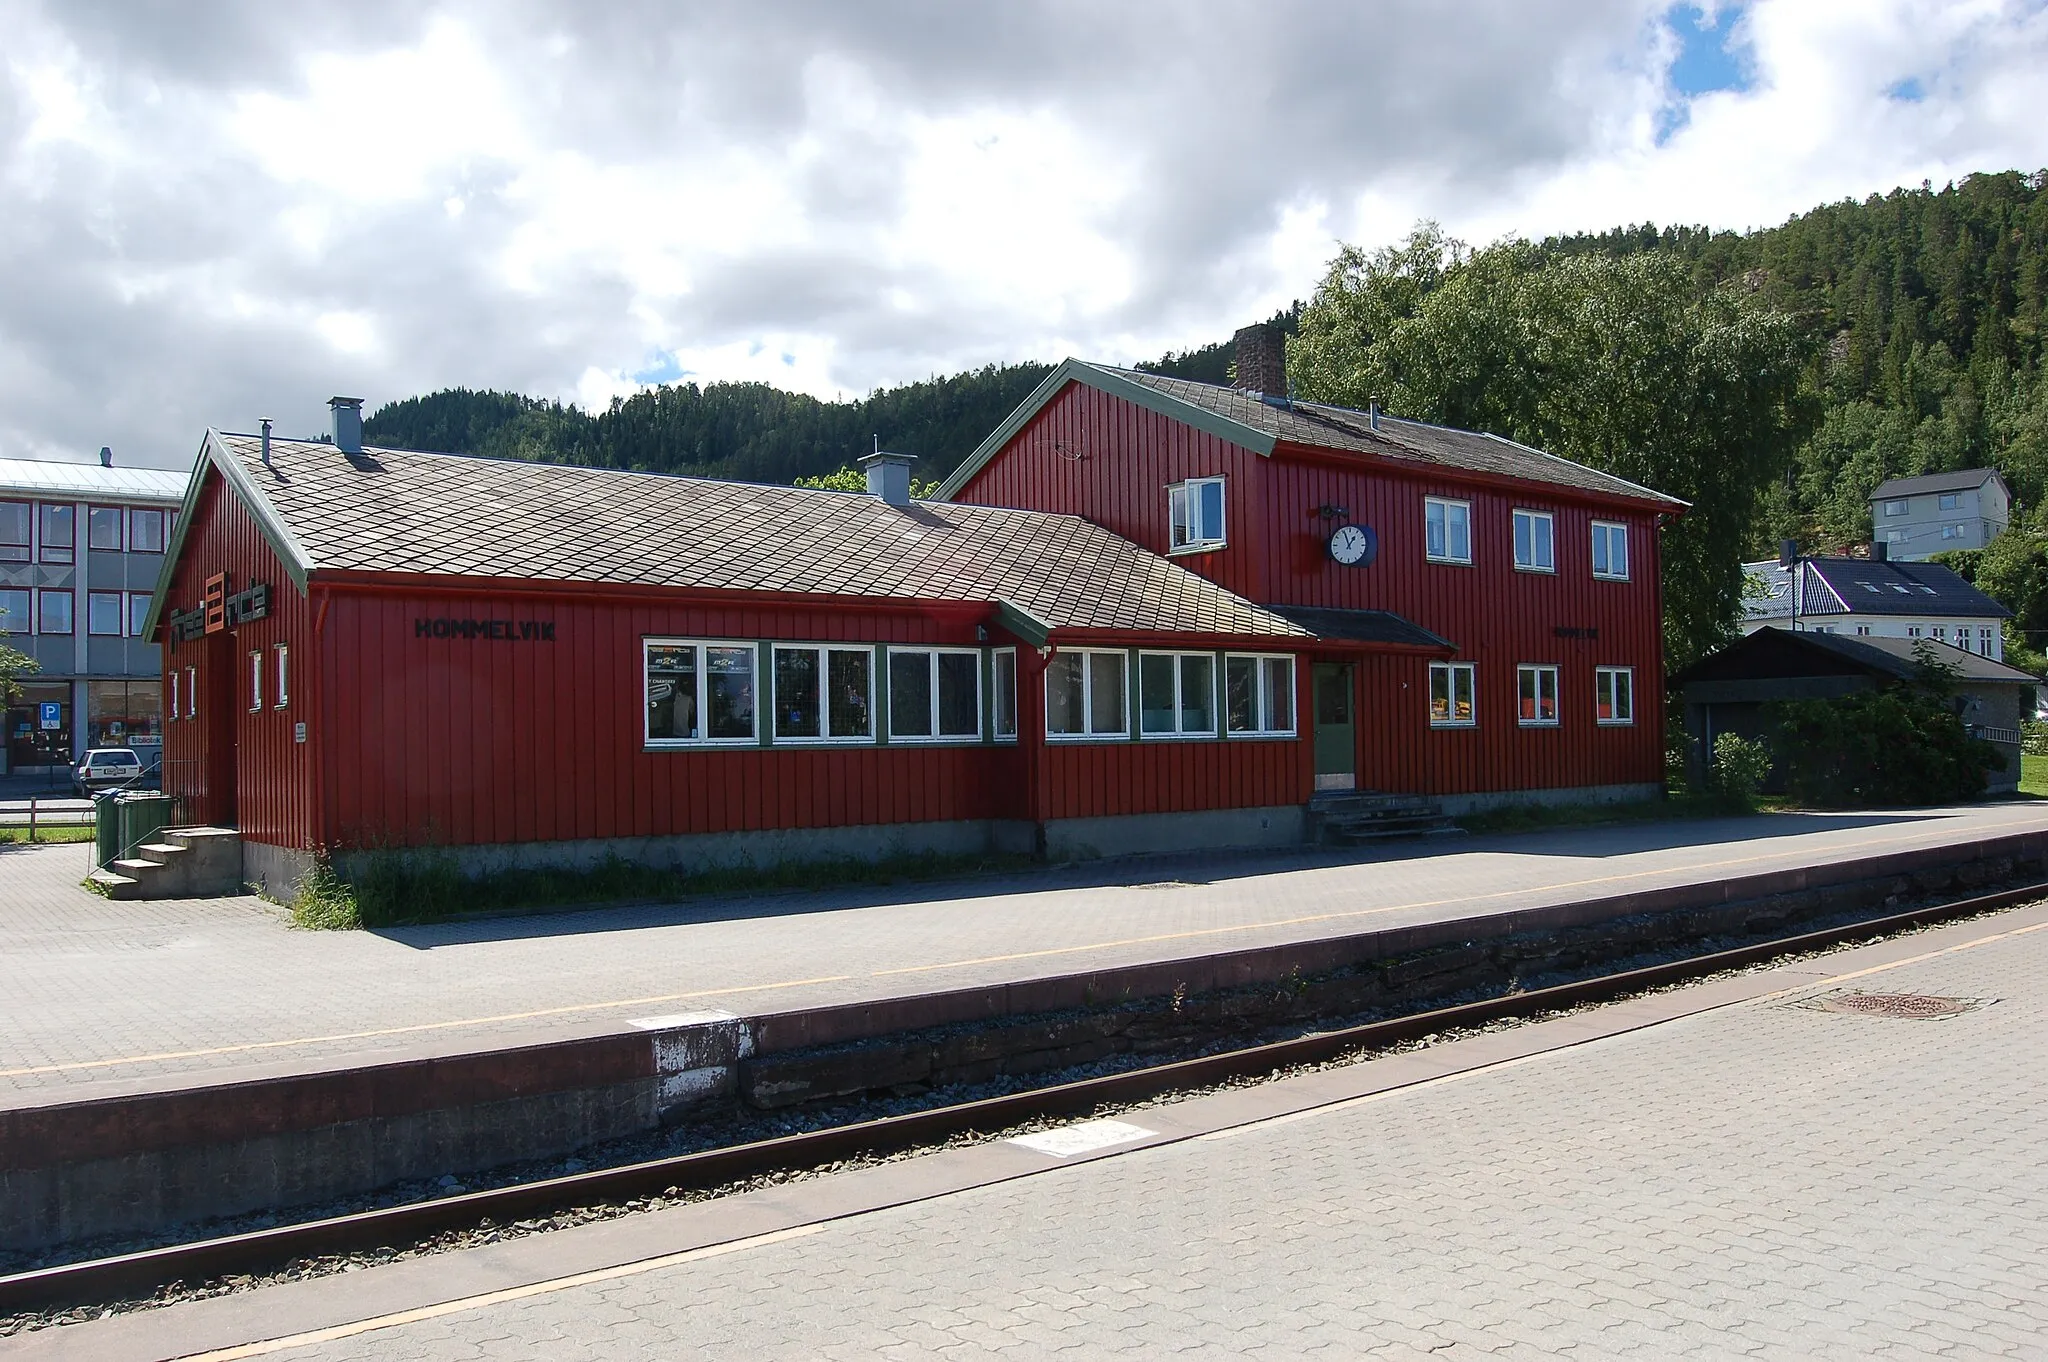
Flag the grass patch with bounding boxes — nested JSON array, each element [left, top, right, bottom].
[[0, 824, 95, 844], [1453, 791, 1769, 836], [2021, 754, 2048, 798], [289, 847, 1038, 931]]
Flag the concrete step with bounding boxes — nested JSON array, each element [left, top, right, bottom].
[[1311, 792, 1459, 846], [136, 842, 190, 867], [87, 868, 142, 900]]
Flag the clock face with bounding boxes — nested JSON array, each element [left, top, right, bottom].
[[1328, 523, 1376, 567]]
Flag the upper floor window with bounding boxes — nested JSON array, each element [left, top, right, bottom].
[[1168, 477, 1226, 552], [1225, 654, 1295, 737], [645, 640, 758, 746], [1047, 648, 1128, 739], [1429, 661, 1475, 727], [0, 588, 27, 634], [88, 506, 123, 550], [1882, 499, 1908, 517], [889, 647, 981, 741], [38, 504, 73, 564], [129, 508, 166, 554], [1139, 651, 1216, 737], [1512, 509, 1554, 573], [1425, 497, 1471, 564], [1938, 492, 1961, 511], [1517, 664, 1559, 725], [128, 593, 152, 638], [1591, 521, 1629, 580], [37, 588, 72, 635], [0, 501, 27, 562], [88, 591, 124, 636]]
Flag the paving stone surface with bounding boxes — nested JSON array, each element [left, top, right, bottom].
[[2, 802, 2044, 1101], [244, 902, 2048, 1360]]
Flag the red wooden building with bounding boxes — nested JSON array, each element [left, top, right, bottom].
[[145, 333, 1682, 893]]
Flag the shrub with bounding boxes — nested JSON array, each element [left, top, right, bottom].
[[2022, 717, 2048, 757], [1765, 647, 1999, 807], [1709, 733, 1772, 805]]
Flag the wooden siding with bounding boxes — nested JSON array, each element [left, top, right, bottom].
[[157, 474, 319, 844]]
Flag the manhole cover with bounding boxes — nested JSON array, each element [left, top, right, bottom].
[[1815, 992, 1984, 1020]]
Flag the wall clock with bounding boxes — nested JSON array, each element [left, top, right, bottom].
[[1328, 523, 1376, 567]]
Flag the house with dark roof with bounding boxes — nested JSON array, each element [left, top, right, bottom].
[[138, 326, 1683, 896], [1869, 468, 2010, 560], [1741, 553, 2011, 660]]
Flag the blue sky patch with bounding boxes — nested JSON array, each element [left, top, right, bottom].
[[632, 351, 685, 385], [1887, 75, 1928, 102], [1657, 3, 1752, 143]]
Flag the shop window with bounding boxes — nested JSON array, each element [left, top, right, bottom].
[[1139, 651, 1216, 737], [0, 588, 27, 634], [89, 679, 163, 747], [0, 501, 26, 562], [1591, 521, 1629, 580], [275, 644, 289, 708], [771, 645, 872, 742], [249, 651, 263, 711], [1429, 662, 1476, 727], [37, 589, 72, 635], [1596, 667, 1634, 725], [1517, 664, 1559, 725], [1425, 497, 1471, 564], [645, 640, 757, 745], [129, 593, 152, 638], [992, 648, 1018, 740], [129, 508, 166, 554], [1046, 649, 1129, 739], [888, 647, 981, 741], [1512, 510, 1554, 573], [88, 592, 124, 636], [1168, 477, 1226, 552], [88, 506, 123, 550], [1224, 654, 1295, 737], [39, 504, 74, 564]]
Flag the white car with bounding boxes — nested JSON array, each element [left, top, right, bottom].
[[73, 748, 146, 796]]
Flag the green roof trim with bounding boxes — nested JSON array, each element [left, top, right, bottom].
[[933, 359, 1276, 501], [992, 597, 1053, 647], [141, 430, 316, 643]]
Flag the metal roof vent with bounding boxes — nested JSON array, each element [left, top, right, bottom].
[[861, 445, 916, 507], [98, 445, 113, 468], [260, 418, 273, 467], [328, 396, 364, 455]]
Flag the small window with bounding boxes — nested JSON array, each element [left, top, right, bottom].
[[169, 669, 180, 722], [1168, 477, 1226, 552], [184, 665, 197, 719], [1425, 497, 1471, 564], [88, 506, 123, 550], [128, 508, 166, 554], [275, 643, 289, 708], [0, 501, 26, 562], [249, 650, 263, 711], [992, 648, 1018, 740], [1596, 667, 1634, 725], [1517, 664, 1559, 725], [1907, 626, 1922, 638], [1224, 654, 1295, 736], [644, 640, 757, 745], [1883, 499, 1908, 517], [38, 504, 74, 564], [1046, 649, 1128, 739], [1512, 510, 1554, 573], [37, 589, 72, 635], [772, 644, 873, 742], [1938, 492, 1961, 511], [1429, 662, 1475, 727], [128, 593, 152, 638], [1981, 627, 1996, 656], [87, 591, 123, 636], [888, 647, 982, 740], [0, 587, 26, 634], [1139, 652, 1217, 737], [1591, 522, 1629, 580], [1884, 529, 1907, 544], [1941, 524, 1965, 540], [1933, 626, 1947, 642], [1855, 625, 1871, 636]]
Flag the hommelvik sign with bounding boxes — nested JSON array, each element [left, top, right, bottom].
[[415, 617, 557, 642]]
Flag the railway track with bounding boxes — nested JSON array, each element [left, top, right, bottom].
[[5, 878, 2042, 1318]]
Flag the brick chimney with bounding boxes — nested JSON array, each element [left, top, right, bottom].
[[1232, 324, 1286, 399]]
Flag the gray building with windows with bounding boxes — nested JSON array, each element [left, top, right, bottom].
[[0, 454, 187, 774], [1869, 468, 2010, 560]]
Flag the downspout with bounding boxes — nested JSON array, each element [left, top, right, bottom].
[[310, 590, 331, 869], [1023, 644, 1056, 859]]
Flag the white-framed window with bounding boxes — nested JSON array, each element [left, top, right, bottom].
[[1883, 499, 1908, 517], [1884, 528, 1908, 544], [888, 647, 982, 741], [1980, 627, 1996, 656], [1429, 661, 1475, 727], [88, 505, 123, 550], [1046, 648, 1128, 739], [645, 639, 758, 746], [0, 587, 26, 634], [1139, 651, 1217, 737], [0, 501, 26, 562], [87, 591, 123, 636], [1591, 521, 1629, 580], [37, 588, 71, 635], [129, 507, 166, 554], [274, 643, 289, 709], [1425, 497, 1471, 564], [183, 665, 196, 719], [1855, 625, 1871, 636], [1168, 476, 1226, 552], [248, 650, 263, 712], [772, 644, 873, 742], [168, 668, 180, 722], [1907, 626, 1922, 638], [1933, 626, 1947, 643], [38, 504, 74, 565], [992, 648, 1018, 740], [1224, 653, 1296, 736], [128, 593, 152, 638], [1938, 492, 1961, 510], [1595, 667, 1634, 725], [1517, 664, 1560, 725], [1512, 509, 1555, 573]]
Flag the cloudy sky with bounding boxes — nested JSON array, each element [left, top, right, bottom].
[[3, 0, 2045, 468]]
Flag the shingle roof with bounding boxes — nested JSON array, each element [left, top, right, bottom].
[[1870, 468, 2005, 500], [202, 432, 1308, 639], [1795, 630, 2039, 683], [0, 456, 189, 502], [1742, 558, 2009, 622], [1262, 605, 1452, 651], [1679, 625, 2038, 686]]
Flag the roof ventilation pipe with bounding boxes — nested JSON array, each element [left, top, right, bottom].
[[261, 418, 273, 467], [1368, 400, 1381, 432], [860, 446, 916, 507], [99, 446, 113, 468], [328, 396, 364, 455], [1232, 323, 1288, 405], [1872, 540, 1889, 563]]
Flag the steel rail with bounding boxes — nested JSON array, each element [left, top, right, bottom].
[[5, 878, 2043, 1316]]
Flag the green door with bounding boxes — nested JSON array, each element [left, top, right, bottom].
[[1312, 663, 1356, 792]]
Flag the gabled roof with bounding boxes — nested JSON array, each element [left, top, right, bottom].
[[147, 430, 1311, 644], [1678, 625, 2038, 687], [0, 456, 189, 502], [1870, 468, 2007, 500], [1741, 558, 2009, 621], [933, 359, 1688, 510]]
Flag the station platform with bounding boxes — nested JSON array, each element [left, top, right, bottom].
[[4, 800, 2047, 1109]]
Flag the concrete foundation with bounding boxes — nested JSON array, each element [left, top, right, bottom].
[[1042, 805, 1308, 860], [1434, 782, 1665, 817]]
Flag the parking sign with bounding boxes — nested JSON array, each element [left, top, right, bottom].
[[38, 702, 61, 731]]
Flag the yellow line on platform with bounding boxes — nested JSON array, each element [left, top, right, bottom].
[[5, 814, 2044, 1082]]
